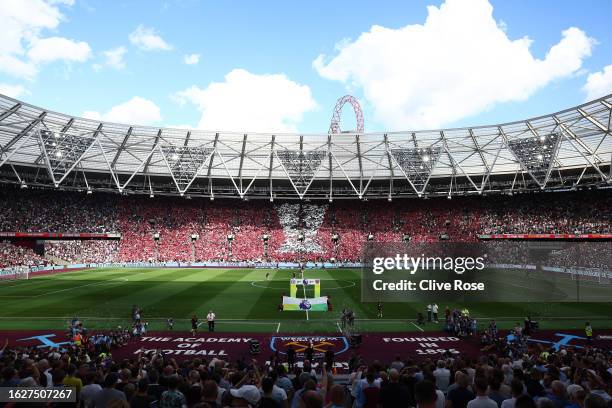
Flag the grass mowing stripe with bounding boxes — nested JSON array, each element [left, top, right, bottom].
[[328, 269, 368, 318], [70, 269, 226, 320], [1, 268, 148, 298], [0, 269, 160, 317], [125, 268, 242, 320], [245, 269, 283, 321], [187, 269, 272, 319]]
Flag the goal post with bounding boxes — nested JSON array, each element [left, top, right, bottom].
[[0, 266, 30, 281], [284, 278, 328, 312], [569, 268, 610, 284], [18, 266, 30, 280], [289, 278, 320, 297]]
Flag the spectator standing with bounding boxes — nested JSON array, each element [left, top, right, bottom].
[[467, 377, 498, 408], [448, 373, 475, 408], [62, 364, 83, 397], [159, 375, 187, 408], [230, 385, 261, 407], [93, 373, 126, 408], [202, 380, 220, 408], [433, 360, 451, 393], [260, 377, 282, 408], [80, 372, 102, 408], [379, 368, 410, 408], [501, 379, 525, 408], [415, 380, 444, 408], [130, 378, 154, 408]]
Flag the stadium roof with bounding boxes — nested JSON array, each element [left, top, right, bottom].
[[0, 93, 610, 199]]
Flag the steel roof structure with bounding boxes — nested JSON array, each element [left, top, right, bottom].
[[0, 93, 610, 200]]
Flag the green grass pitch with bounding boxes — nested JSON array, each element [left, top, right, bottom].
[[0, 267, 610, 333]]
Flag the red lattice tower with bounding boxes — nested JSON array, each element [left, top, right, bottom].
[[328, 95, 364, 134]]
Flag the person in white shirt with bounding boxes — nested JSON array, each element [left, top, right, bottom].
[[432, 304, 439, 323], [207, 310, 216, 332], [427, 304, 433, 323], [501, 379, 525, 408], [468, 377, 498, 408], [433, 360, 451, 393]]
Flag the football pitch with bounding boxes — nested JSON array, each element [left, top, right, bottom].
[[0, 267, 611, 334]]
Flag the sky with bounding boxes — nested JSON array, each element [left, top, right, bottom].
[[0, 0, 611, 134]]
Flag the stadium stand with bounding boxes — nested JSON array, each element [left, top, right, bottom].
[[0, 187, 610, 266], [44, 240, 120, 264], [0, 241, 47, 268]]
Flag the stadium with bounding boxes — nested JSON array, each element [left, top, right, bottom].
[[0, 1, 611, 405], [1, 89, 611, 363]]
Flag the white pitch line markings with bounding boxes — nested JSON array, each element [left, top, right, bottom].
[[411, 322, 424, 332]]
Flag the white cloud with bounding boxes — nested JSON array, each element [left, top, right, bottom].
[[129, 25, 172, 51], [81, 110, 101, 121], [184, 53, 200, 65], [0, 0, 92, 79], [82, 97, 162, 125], [94, 46, 127, 71], [0, 0, 62, 55], [313, 0, 594, 130], [28, 36, 91, 63], [0, 54, 38, 78], [174, 68, 317, 132], [583, 65, 612, 101], [0, 83, 27, 98]]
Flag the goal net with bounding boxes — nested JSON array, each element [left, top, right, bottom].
[[0, 266, 30, 281], [289, 278, 321, 298], [569, 268, 612, 284]]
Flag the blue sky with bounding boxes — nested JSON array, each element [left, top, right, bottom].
[[1, 0, 611, 133]]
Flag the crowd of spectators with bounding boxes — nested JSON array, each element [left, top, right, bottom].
[[477, 193, 611, 235], [44, 240, 120, 264], [0, 189, 118, 234], [0, 187, 610, 266], [0, 241, 47, 269], [547, 245, 612, 272], [1, 319, 611, 408]]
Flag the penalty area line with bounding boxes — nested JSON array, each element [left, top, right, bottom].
[[276, 323, 281, 333]]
